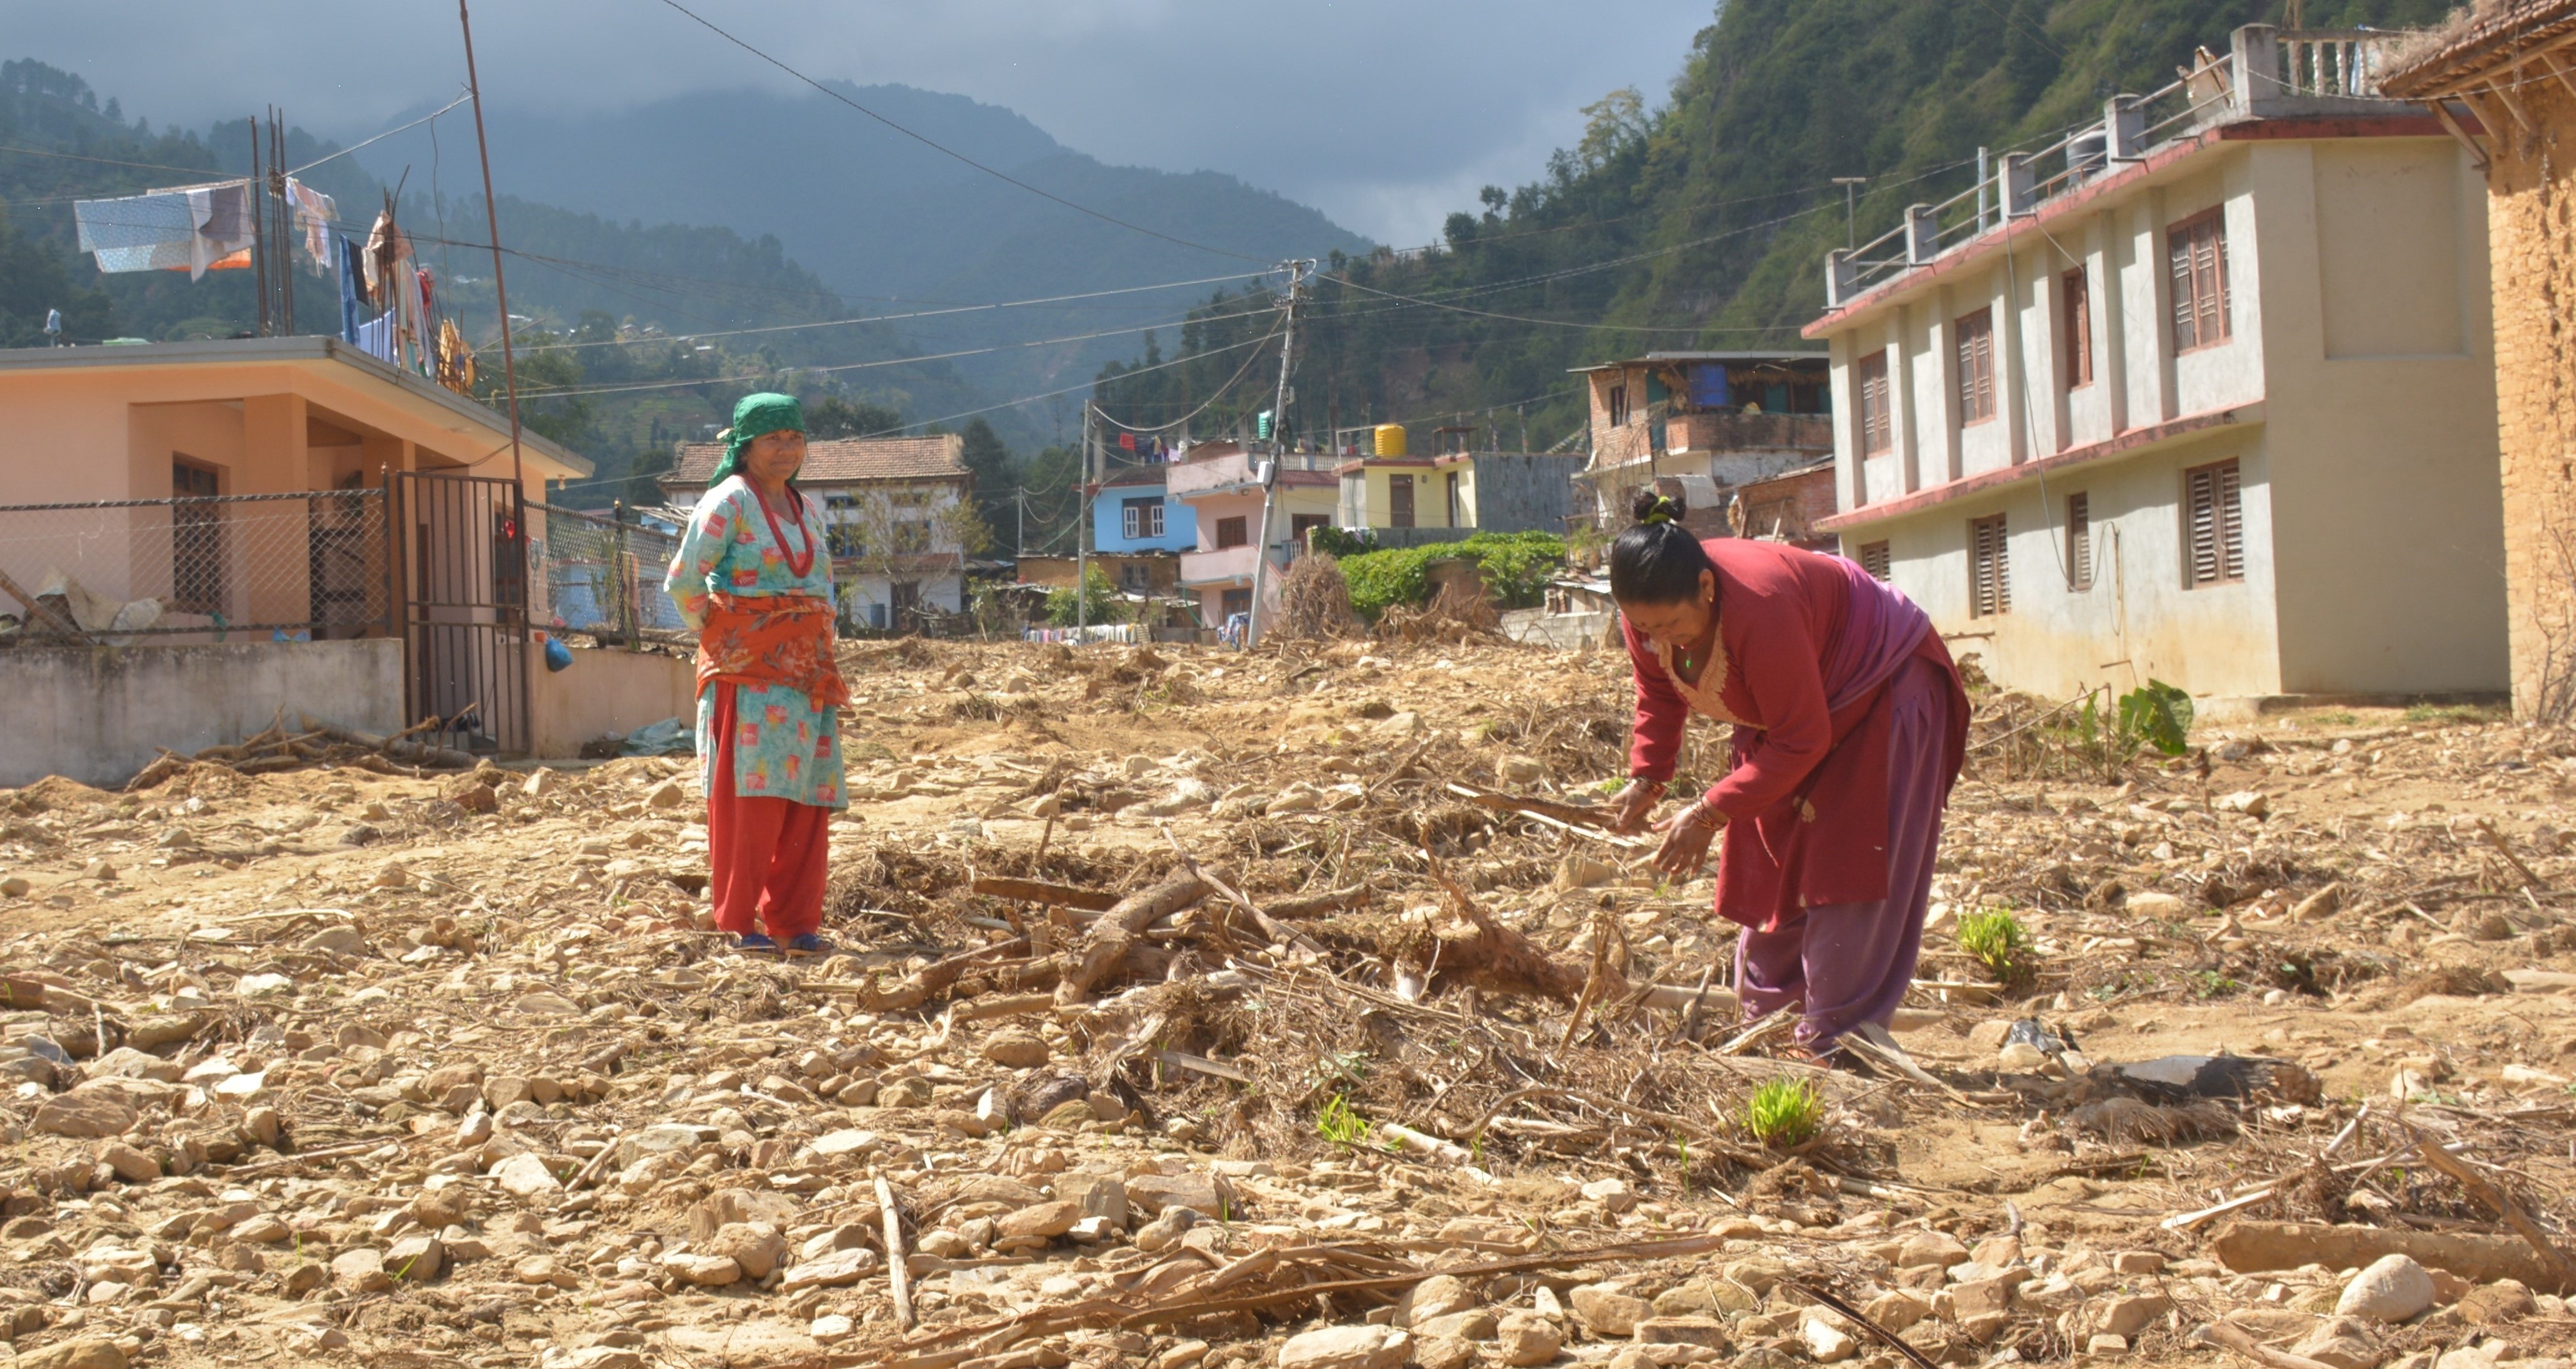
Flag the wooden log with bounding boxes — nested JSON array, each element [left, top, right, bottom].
[[2210, 1220, 2574, 1294], [968, 876, 1119, 913], [951, 993, 1055, 1023], [876, 1175, 915, 1331], [1053, 868, 1219, 1006], [0, 569, 86, 640], [1264, 886, 1372, 920], [2403, 1122, 2576, 1292], [298, 713, 478, 769]]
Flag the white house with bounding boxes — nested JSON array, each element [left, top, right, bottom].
[[1806, 25, 2507, 712], [661, 435, 974, 631]]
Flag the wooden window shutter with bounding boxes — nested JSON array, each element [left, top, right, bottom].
[[1969, 514, 2010, 617], [1956, 309, 1995, 424], [2169, 211, 2231, 352], [2184, 459, 2244, 586], [1857, 350, 1892, 455], [2063, 268, 2092, 388], [2066, 492, 2092, 590], [1859, 540, 1891, 582]]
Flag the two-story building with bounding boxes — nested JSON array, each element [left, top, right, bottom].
[[1336, 439, 1586, 542], [1167, 440, 1337, 628], [1805, 25, 2507, 710], [660, 434, 973, 632], [1572, 352, 1834, 532]]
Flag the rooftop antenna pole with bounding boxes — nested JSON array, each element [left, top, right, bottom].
[[1833, 177, 1868, 251], [250, 117, 269, 337], [458, 0, 524, 491]]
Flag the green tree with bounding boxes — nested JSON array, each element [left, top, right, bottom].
[[806, 396, 904, 439], [957, 416, 1020, 539], [1046, 564, 1122, 626]]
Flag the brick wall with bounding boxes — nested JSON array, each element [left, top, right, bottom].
[[2479, 81, 2576, 717], [1735, 466, 1838, 541]]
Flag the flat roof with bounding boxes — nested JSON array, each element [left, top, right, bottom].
[[0, 335, 594, 477], [1569, 350, 1829, 374]]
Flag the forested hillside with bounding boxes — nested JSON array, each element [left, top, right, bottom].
[[1094, 0, 2459, 456]]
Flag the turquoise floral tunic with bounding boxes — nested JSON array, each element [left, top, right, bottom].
[[663, 476, 848, 809]]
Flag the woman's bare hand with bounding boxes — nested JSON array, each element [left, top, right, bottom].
[[1611, 779, 1664, 834], [1648, 803, 1724, 878]]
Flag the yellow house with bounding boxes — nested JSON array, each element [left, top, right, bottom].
[[0, 338, 694, 781], [1807, 24, 2507, 714]]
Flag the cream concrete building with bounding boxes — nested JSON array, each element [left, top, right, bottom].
[[1808, 25, 2507, 711]]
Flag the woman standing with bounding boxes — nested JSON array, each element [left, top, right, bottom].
[[1609, 491, 1968, 1060], [664, 393, 850, 956]]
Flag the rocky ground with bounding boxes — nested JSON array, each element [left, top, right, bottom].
[[1, 636, 2574, 1369]]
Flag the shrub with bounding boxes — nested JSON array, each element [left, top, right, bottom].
[[1957, 906, 2035, 984], [1336, 531, 1565, 620], [1743, 1077, 1822, 1148]]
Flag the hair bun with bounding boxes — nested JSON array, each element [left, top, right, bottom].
[[1629, 488, 1687, 526]]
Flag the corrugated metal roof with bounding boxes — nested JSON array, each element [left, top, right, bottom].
[[1568, 350, 1830, 373]]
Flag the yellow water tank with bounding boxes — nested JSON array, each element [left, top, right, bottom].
[[1372, 423, 1407, 457]]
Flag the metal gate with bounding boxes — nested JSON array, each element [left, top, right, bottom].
[[389, 471, 529, 757]]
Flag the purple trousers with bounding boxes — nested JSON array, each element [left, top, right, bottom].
[[1735, 653, 1952, 1048]]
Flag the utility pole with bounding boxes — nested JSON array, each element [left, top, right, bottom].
[[249, 117, 269, 337], [1834, 177, 1868, 250], [458, 0, 524, 492], [1077, 406, 1096, 638], [1243, 259, 1312, 650]]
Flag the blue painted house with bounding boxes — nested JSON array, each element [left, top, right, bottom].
[[1093, 465, 1194, 554]]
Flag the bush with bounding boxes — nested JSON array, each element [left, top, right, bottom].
[[1336, 531, 1565, 620], [1956, 906, 2035, 985], [1743, 1078, 1822, 1148], [1044, 564, 1123, 627]]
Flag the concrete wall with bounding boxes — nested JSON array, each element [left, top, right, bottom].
[[528, 646, 695, 759], [1093, 483, 1193, 553], [1449, 454, 1585, 534], [0, 639, 403, 788]]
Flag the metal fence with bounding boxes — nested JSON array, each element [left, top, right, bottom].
[[528, 502, 690, 645], [0, 489, 387, 641]]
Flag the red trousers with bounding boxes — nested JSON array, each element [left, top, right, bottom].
[[705, 683, 829, 938]]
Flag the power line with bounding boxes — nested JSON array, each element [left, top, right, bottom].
[[655, 0, 1273, 266], [1090, 315, 1290, 432]]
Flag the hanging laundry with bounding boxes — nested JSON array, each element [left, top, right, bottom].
[[362, 208, 411, 307], [354, 314, 396, 364], [73, 181, 256, 281], [337, 233, 366, 344], [435, 319, 476, 395], [284, 177, 337, 274], [1118, 431, 1137, 451]]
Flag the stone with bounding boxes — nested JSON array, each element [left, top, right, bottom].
[[808, 1128, 878, 1159], [1132, 1208, 1197, 1253], [1495, 1314, 1561, 1368], [1581, 1177, 1638, 1212], [94, 1143, 158, 1184], [809, 1314, 855, 1344], [1803, 1315, 1858, 1363], [999, 1200, 1082, 1241], [515, 991, 583, 1017], [1411, 1311, 1497, 1341], [332, 1248, 390, 1292], [2217, 790, 2270, 817], [10, 1339, 126, 1369], [659, 1252, 743, 1286], [688, 1188, 798, 1240], [32, 1095, 135, 1138], [2126, 891, 2185, 918], [700, 1222, 784, 1280], [2290, 1315, 2385, 1369], [302, 925, 369, 956], [241, 1105, 282, 1148], [2096, 1291, 2171, 1338], [0, 875, 28, 898], [779, 1246, 878, 1291], [87, 1047, 181, 1083], [2454, 1280, 2537, 1326], [1129, 1171, 1231, 1218], [1570, 1284, 1649, 1337], [645, 779, 687, 809], [1898, 1230, 1972, 1267], [980, 1029, 1050, 1069], [1412, 1337, 1479, 1369], [2339, 1254, 2436, 1323], [1637, 1315, 1731, 1348], [443, 774, 500, 814], [1058, 1172, 1129, 1226], [1276, 1324, 1409, 1369], [661, 1320, 820, 1367], [1399, 1274, 1476, 1327], [1498, 755, 1546, 785], [2111, 1251, 2165, 1275], [2088, 1334, 2131, 1356], [2292, 884, 2344, 921], [1862, 1289, 1931, 1332], [1951, 1274, 2017, 1319], [425, 1062, 485, 1093], [483, 1076, 535, 1108], [387, 1234, 445, 1282], [522, 768, 560, 799], [492, 1153, 565, 1201], [616, 1123, 718, 1166], [1972, 1234, 2024, 1269]]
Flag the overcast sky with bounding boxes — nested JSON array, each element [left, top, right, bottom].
[[6, 1, 1716, 247]]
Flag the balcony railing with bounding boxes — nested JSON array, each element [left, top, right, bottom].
[[1825, 24, 2413, 310]]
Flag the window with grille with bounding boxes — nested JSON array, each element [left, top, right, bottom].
[[2184, 459, 2244, 587], [1857, 350, 1893, 456], [2065, 492, 2093, 591], [1956, 308, 1996, 425], [1215, 515, 1249, 549], [1969, 513, 2010, 617], [2063, 268, 2093, 389], [2168, 209, 2232, 353], [1858, 540, 1891, 582]]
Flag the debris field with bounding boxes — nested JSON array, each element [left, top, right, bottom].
[[2, 636, 2575, 1369]]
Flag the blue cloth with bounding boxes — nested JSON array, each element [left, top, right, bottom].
[[355, 314, 395, 363], [338, 234, 364, 344]]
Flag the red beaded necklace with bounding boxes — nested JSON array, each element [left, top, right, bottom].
[[751, 484, 815, 579]]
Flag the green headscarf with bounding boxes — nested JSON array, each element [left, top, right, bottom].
[[710, 392, 807, 487]]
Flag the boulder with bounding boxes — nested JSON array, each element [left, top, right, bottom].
[[1570, 1284, 1649, 1337], [31, 1094, 135, 1138], [659, 1252, 743, 1287], [10, 1340, 127, 1369], [491, 1152, 564, 1201], [702, 1223, 785, 1280], [2096, 1290, 2172, 1338], [980, 1029, 1050, 1069], [779, 1246, 879, 1291], [2290, 1315, 2385, 1369], [332, 1248, 390, 1292], [1276, 1325, 1409, 1369], [2338, 1254, 2436, 1323], [1495, 1313, 1561, 1367], [998, 1201, 1082, 1242]]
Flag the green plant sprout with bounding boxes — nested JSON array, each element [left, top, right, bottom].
[[1744, 1078, 1823, 1149], [1316, 1094, 1372, 1148], [1956, 906, 2036, 984]]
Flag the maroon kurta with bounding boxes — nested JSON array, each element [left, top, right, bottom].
[[1623, 540, 1969, 932]]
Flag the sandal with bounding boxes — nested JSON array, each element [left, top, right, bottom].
[[733, 932, 781, 957], [784, 933, 833, 958]]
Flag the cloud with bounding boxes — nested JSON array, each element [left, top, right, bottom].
[[2, 0, 1712, 244]]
